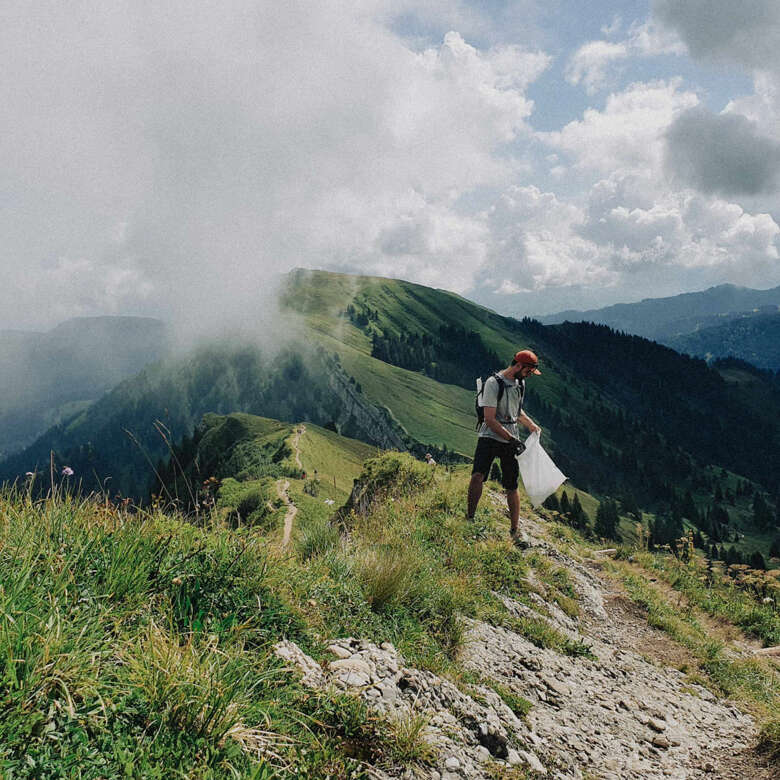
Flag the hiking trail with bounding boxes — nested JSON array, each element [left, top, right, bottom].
[[279, 425, 305, 548], [276, 489, 776, 779]]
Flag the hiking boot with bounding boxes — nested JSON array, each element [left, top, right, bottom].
[[511, 530, 531, 549]]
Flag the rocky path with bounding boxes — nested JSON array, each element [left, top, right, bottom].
[[274, 494, 776, 778]]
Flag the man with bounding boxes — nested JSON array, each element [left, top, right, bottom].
[[467, 349, 542, 540]]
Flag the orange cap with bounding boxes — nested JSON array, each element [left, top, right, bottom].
[[514, 349, 541, 374]]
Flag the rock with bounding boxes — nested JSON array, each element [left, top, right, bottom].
[[648, 718, 667, 732], [273, 640, 325, 687], [651, 734, 671, 749], [506, 749, 522, 766], [329, 657, 372, 687], [518, 749, 547, 774], [327, 643, 352, 659], [444, 755, 460, 771]]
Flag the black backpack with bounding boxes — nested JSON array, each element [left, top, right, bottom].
[[475, 372, 506, 430]]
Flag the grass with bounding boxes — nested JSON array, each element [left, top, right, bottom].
[[3, 442, 777, 776], [630, 550, 780, 646]]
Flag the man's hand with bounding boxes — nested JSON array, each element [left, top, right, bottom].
[[508, 436, 525, 455]]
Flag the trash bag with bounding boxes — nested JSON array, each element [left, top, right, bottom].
[[516, 431, 567, 507]]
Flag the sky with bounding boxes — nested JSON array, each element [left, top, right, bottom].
[[1, 0, 779, 330]]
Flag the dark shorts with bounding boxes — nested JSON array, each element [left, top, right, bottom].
[[471, 437, 519, 490]]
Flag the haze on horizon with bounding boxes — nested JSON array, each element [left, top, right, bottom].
[[2, 0, 779, 331]]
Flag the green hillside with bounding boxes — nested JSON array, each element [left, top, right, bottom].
[[0, 317, 169, 458], [154, 412, 378, 530], [2, 269, 779, 562]]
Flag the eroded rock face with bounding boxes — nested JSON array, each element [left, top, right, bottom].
[[275, 605, 760, 780], [273, 637, 546, 778]]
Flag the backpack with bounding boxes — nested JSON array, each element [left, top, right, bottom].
[[475, 372, 506, 430]]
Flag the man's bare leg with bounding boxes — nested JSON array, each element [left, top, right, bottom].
[[467, 473, 484, 519], [507, 489, 520, 535]]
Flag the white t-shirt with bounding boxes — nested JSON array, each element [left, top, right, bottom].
[[478, 373, 525, 442]]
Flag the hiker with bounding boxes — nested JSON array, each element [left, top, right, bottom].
[[467, 349, 542, 540], [424, 452, 437, 466]]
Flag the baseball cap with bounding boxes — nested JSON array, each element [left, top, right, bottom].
[[514, 349, 541, 374]]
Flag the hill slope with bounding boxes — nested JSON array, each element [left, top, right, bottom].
[[1, 452, 777, 777], [666, 312, 780, 371]]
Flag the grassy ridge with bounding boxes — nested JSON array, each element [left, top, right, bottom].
[[0, 451, 600, 777]]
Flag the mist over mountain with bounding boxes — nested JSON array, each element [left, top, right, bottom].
[[0, 316, 169, 457]]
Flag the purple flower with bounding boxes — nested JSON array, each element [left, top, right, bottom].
[[61, 466, 74, 477]]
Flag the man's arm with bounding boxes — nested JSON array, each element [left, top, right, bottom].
[[518, 410, 541, 435]]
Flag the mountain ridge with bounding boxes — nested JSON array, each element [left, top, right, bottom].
[[537, 283, 780, 341]]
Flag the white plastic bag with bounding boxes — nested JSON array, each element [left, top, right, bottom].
[[516, 431, 567, 507]]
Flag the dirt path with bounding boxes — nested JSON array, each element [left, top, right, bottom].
[[277, 479, 298, 548], [278, 426, 305, 548], [584, 560, 775, 780], [483, 490, 775, 778], [291, 425, 304, 470]]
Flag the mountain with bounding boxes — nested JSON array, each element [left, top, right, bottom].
[[665, 311, 780, 371], [538, 284, 780, 341], [2, 269, 778, 559], [0, 316, 169, 457]]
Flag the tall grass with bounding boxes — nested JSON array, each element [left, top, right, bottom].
[[0, 488, 294, 777]]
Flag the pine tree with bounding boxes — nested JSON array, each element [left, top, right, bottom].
[[571, 493, 587, 531], [560, 491, 571, 515], [749, 551, 766, 570], [681, 491, 698, 524], [752, 493, 772, 529], [595, 499, 620, 540]]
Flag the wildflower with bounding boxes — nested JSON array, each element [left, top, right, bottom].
[[25, 471, 35, 477], [61, 466, 74, 476], [172, 576, 183, 586]]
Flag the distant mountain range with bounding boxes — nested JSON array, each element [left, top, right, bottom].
[[665, 312, 780, 371], [0, 316, 169, 457]]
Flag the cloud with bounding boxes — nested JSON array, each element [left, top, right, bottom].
[[653, 0, 780, 73], [478, 185, 614, 292], [565, 41, 628, 94], [0, 3, 551, 331], [565, 19, 684, 94], [665, 107, 780, 196], [546, 79, 699, 173]]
